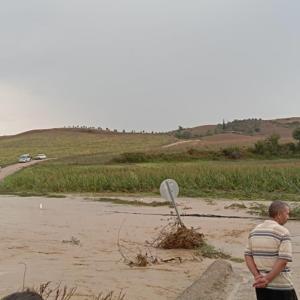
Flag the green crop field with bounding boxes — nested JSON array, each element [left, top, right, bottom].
[[1, 159, 300, 201]]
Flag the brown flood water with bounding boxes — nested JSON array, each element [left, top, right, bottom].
[[0, 195, 299, 299]]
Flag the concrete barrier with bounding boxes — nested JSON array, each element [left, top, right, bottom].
[[176, 259, 234, 300]]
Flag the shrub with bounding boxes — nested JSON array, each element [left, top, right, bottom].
[[222, 147, 242, 159], [253, 134, 280, 156], [293, 127, 300, 144], [175, 130, 192, 139]]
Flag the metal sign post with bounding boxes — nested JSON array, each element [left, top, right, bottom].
[[160, 179, 184, 227]]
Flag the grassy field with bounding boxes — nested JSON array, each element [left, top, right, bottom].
[[0, 129, 176, 165], [1, 159, 300, 201]]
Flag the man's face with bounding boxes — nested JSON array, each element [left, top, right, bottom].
[[277, 206, 290, 225]]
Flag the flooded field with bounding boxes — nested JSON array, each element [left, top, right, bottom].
[[0, 195, 299, 299]]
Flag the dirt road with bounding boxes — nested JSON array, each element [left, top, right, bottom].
[[0, 195, 299, 299], [0, 160, 45, 182]]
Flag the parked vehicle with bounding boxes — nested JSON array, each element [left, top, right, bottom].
[[18, 154, 31, 163], [34, 153, 47, 160]]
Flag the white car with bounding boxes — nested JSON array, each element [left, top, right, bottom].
[[34, 153, 47, 160], [18, 154, 31, 163]]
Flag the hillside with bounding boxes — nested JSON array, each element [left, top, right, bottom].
[[174, 117, 300, 138], [1, 117, 300, 165], [167, 117, 300, 151], [0, 128, 176, 166]]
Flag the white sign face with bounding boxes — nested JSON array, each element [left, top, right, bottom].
[[160, 179, 179, 202]]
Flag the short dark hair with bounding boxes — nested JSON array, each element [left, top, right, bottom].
[[269, 200, 289, 218], [2, 291, 43, 300]]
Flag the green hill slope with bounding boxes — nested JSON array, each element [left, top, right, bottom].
[[0, 128, 176, 166]]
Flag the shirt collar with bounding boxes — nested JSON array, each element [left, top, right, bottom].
[[264, 219, 280, 225]]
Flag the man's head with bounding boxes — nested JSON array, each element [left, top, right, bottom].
[[2, 291, 43, 300], [269, 200, 290, 225]]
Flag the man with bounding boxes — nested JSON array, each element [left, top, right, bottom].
[[245, 200, 298, 300]]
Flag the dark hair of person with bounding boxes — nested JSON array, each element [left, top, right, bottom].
[[2, 291, 43, 300], [268, 200, 289, 218]]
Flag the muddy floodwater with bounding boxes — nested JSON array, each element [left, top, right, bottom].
[[0, 195, 299, 299]]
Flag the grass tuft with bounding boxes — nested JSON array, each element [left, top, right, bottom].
[[225, 203, 247, 210], [289, 204, 300, 220], [247, 203, 269, 216], [197, 242, 231, 259]]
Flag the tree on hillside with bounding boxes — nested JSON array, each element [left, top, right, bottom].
[[267, 133, 280, 147], [253, 133, 280, 156], [222, 119, 226, 130], [292, 127, 300, 144]]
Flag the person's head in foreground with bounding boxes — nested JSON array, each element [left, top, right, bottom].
[[2, 291, 43, 300], [269, 200, 290, 225]]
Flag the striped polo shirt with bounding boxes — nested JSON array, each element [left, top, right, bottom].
[[245, 219, 293, 290]]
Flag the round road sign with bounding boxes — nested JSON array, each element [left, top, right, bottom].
[[160, 179, 179, 202]]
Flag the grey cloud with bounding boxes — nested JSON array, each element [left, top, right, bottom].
[[0, 0, 300, 134]]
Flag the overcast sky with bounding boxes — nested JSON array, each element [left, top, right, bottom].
[[0, 0, 299, 135]]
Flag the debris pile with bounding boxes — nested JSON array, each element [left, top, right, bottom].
[[128, 252, 159, 267], [152, 222, 204, 249]]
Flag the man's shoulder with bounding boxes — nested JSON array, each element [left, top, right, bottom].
[[273, 223, 290, 236], [265, 220, 290, 235], [252, 220, 290, 236]]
